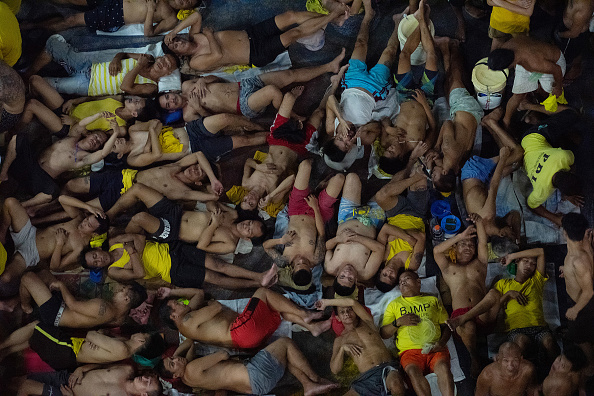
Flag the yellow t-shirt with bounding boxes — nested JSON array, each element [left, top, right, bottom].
[[494, 270, 548, 332], [490, 5, 530, 34], [70, 98, 127, 131], [521, 133, 574, 208], [88, 59, 155, 96], [141, 241, 172, 283], [382, 294, 448, 354], [0, 1, 21, 67], [385, 214, 425, 269]]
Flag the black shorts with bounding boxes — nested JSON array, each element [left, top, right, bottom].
[[385, 189, 429, 219], [89, 168, 126, 210], [29, 324, 78, 371], [566, 296, 594, 344], [186, 118, 233, 163], [38, 292, 66, 327], [28, 370, 70, 396], [8, 134, 60, 199], [522, 109, 579, 147], [0, 108, 21, 133], [169, 241, 206, 288], [84, 0, 125, 32], [245, 17, 285, 67], [147, 197, 183, 243]]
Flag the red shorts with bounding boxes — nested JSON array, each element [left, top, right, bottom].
[[267, 114, 315, 156], [400, 349, 450, 374], [230, 298, 281, 349], [450, 306, 495, 334], [287, 186, 337, 223]]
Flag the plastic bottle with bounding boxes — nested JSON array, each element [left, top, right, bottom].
[[431, 224, 445, 245]]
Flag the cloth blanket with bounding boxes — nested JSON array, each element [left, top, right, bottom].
[[97, 24, 190, 36]]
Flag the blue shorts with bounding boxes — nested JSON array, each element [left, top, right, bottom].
[[342, 59, 391, 101], [186, 118, 233, 163], [394, 69, 438, 104], [338, 197, 385, 229], [246, 349, 285, 394], [239, 75, 266, 118], [461, 156, 496, 183]]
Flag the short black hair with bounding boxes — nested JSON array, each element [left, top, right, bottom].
[[156, 359, 175, 379], [333, 277, 356, 297], [93, 215, 110, 235], [323, 140, 347, 162], [378, 155, 408, 176], [434, 169, 456, 193], [161, 42, 181, 64], [136, 332, 167, 360], [564, 344, 588, 372], [249, 219, 268, 246], [159, 299, 177, 329], [135, 98, 159, 123], [553, 170, 582, 197], [128, 282, 148, 310], [374, 263, 396, 293], [397, 269, 419, 284], [292, 268, 312, 286], [562, 213, 589, 241], [78, 246, 94, 269], [488, 48, 515, 70], [490, 235, 519, 258]]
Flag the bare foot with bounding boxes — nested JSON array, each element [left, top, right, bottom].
[[332, 6, 350, 27], [260, 264, 278, 287], [291, 85, 305, 98], [0, 297, 19, 312], [304, 309, 324, 324], [21, 301, 33, 315], [328, 47, 346, 74], [303, 378, 340, 396], [330, 64, 348, 87], [481, 106, 504, 127], [307, 317, 332, 336]]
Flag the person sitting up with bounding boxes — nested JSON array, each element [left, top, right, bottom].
[[105, 183, 265, 254], [517, 108, 583, 225], [462, 108, 524, 242], [159, 287, 332, 348], [84, 231, 277, 290], [380, 270, 455, 396], [25, 0, 199, 36], [164, 9, 347, 72], [0, 60, 25, 134], [487, 0, 534, 51], [263, 159, 344, 289], [433, 214, 492, 376], [19, 364, 162, 396], [0, 196, 109, 296], [158, 336, 338, 395], [447, 248, 560, 369], [542, 345, 588, 396], [19, 271, 146, 328], [475, 342, 537, 396], [324, 173, 385, 294], [488, 36, 566, 128], [428, 37, 483, 193], [553, 0, 594, 79], [0, 321, 165, 370], [322, 297, 406, 395]]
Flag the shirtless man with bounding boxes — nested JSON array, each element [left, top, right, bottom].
[[104, 183, 265, 254], [429, 37, 484, 193], [19, 271, 147, 328], [28, 0, 198, 35], [542, 345, 587, 396], [158, 337, 338, 396], [553, 0, 594, 77], [85, 232, 277, 290], [64, 151, 222, 211], [164, 9, 347, 72], [475, 342, 537, 396], [159, 287, 331, 348], [158, 50, 344, 121], [488, 36, 566, 128], [560, 213, 594, 374], [323, 298, 406, 395], [462, 109, 524, 241], [0, 60, 25, 134], [434, 214, 494, 376], [324, 173, 385, 290], [0, 196, 109, 295], [19, 364, 162, 396], [0, 321, 165, 370], [264, 160, 344, 287], [0, 114, 120, 208]]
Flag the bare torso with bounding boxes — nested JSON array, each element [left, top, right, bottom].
[[70, 365, 134, 396], [39, 137, 91, 178], [563, 0, 594, 36], [442, 259, 487, 309], [563, 248, 594, 303], [243, 145, 298, 194], [478, 361, 534, 396], [35, 219, 88, 262], [183, 359, 251, 393], [283, 215, 318, 262], [394, 101, 428, 151], [178, 305, 238, 347], [507, 36, 562, 72], [135, 164, 193, 198], [122, 0, 175, 24], [325, 220, 375, 277], [339, 321, 394, 373], [190, 31, 251, 72]]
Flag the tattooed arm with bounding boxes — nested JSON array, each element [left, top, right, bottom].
[[265, 245, 290, 268], [0, 61, 25, 113], [312, 235, 327, 266]]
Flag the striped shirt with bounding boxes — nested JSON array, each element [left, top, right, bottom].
[[88, 58, 156, 96]]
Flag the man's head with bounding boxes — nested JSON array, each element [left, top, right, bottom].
[[159, 298, 192, 329], [81, 246, 111, 269], [333, 264, 358, 296], [78, 214, 110, 235], [133, 332, 167, 362], [333, 122, 357, 152], [378, 155, 408, 176], [398, 270, 421, 297], [112, 282, 148, 310], [240, 188, 263, 211], [322, 140, 348, 162], [168, 0, 198, 10], [432, 166, 456, 193], [552, 171, 582, 198], [335, 305, 359, 328], [150, 54, 179, 79], [236, 219, 266, 246], [291, 256, 313, 287], [78, 131, 108, 152], [516, 255, 537, 279], [455, 238, 477, 264], [375, 263, 398, 293], [130, 373, 163, 396], [157, 355, 188, 379], [182, 164, 206, 185], [562, 212, 589, 241], [123, 95, 147, 118], [165, 36, 195, 57], [495, 342, 523, 376], [490, 235, 519, 258], [158, 92, 185, 112], [551, 345, 588, 374], [488, 49, 515, 71]]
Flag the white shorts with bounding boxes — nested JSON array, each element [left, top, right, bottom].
[[512, 53, 566, 94], [340, 88, 376, 126], [10, 220, 40, 268]]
